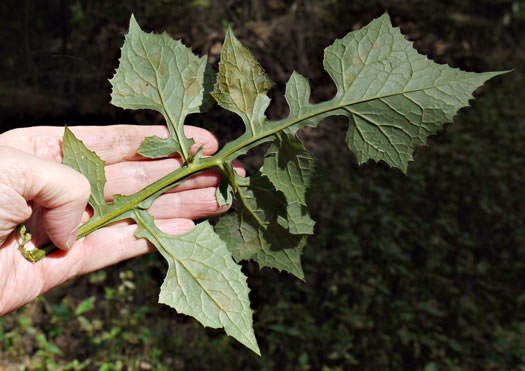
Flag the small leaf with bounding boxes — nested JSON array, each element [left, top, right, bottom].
[[77, 315, 94, 333], [135, 135, 180, 159], [216, 180, 234, 207], [216, 162, 235, 207], [278, 202, 315, 235], [217, 211, 306, 280], [63, 127, 107, 211], [200, 62, 217, 112], [211, 28, 274, 135], [261, 133, 316, 235], [110, 15, 207, 161], [261, 132, 316, 206], [133, 210, 260, 355], [284, 71, 322, 132], [62, 128, 148, 234], [216, 175, 306, 279], [74, 297, 95, 315]]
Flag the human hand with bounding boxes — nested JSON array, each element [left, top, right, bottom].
[[0, 125, 242, 315]]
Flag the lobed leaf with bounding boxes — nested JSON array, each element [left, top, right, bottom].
[[284, 13, 506, 172], [133, 210, 260, 354], [109, 15, 207, 161]]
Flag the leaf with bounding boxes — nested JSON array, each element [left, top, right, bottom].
[[200, 62, 217, 112], [62, 127, 136, 232], [62, 126, 107, 212], [133, 210, 260, 354], [74, 297, 96, 315], [211, 27, 274, 135], [215, 175, 306, 279], [215, 162, 235, 207], [109, 15, 207, 161], [261, 132, 316, 206], [283, 13, 506, 172], [261, 133, 316, 235]]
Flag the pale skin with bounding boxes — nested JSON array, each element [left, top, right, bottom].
[[0, 125, 243, 316]]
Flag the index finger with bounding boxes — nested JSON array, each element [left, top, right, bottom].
[[0, 125, 219, 164]]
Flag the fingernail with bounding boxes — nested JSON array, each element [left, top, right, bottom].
[[65, 225, 80, 251], [217, 205, 230, 213]]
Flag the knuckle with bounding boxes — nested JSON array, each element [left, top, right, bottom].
[[133, 165, 150, 189], [75, 174, 92, 201], [0, 128, 23, 146], [202, 187, 220, 209]]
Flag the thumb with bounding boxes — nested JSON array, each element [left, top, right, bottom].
[[0, 146, 91, 251]]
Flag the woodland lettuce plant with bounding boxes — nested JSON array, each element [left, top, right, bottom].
[[19, 14, 504, 354]]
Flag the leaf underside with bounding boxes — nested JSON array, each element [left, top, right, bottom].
[[286, 14, 504, 173], [109, 15, 206, 161], [134, 210, 259, 354], [57, 13, 505, 354]]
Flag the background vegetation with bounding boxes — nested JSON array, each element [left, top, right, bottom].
[[1, 0, 524, 369]]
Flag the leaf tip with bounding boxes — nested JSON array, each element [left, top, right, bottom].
[[377, 11, 391, 21], [128, 13, 141, 31], [224, 26, 236, 40], [252, 344, 262, 356], [482, 69, 512, 82], [63, 125, 73, 140], [369, 12, 393, 29]]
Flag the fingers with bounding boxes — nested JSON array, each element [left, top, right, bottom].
[[148, 187, 229, 219], [103, 159, 245, 200], [68, 186, 231, 275], [0, 184, 32, 247], [68, 125, 219, 163], [53, 184, 229, 276], [0, 217, 195, 314], [1, 124, 246, 203], [103, 158, 215, 198], [0, 123, 244, 250], [0, 125, 219, 164], [26, 175, 231, 248], [0, 147, 91, 251]]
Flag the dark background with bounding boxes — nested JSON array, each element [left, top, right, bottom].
[[1, 0, 524, 370]]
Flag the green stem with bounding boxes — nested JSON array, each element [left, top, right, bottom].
[[23, 102, 340, 262], [25, 159, 219, 261]]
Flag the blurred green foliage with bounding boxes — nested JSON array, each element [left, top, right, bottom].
[[1, 0, 524, 370]]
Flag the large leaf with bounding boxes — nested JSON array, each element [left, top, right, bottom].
[[284, 13, 506, 172], [133, 210, 260, 354], [109, 15, 207, 161]]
